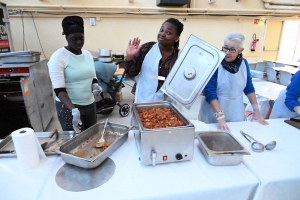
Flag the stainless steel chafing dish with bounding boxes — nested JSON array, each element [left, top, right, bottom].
[[58, 122, 130, 169], [132, 35, 226, 166], [197, 131, 251, 166], [132, 101, 194, 166]]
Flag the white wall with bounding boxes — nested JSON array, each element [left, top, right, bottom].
[[1, 0, 284, 60]]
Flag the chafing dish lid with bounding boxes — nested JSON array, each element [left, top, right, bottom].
[[161, 34, 225, 110]]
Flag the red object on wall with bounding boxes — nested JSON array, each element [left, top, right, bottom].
[[254, 19, 259, 24], [251, 33, 259, 51], [0, 40, 10, 48]]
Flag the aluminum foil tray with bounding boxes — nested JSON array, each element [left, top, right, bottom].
[[197, 131, 250, 166], [59, 122, 130, 169], [0, 131, 76, 157]]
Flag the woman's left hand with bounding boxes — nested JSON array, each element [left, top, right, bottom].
[[251, 110, 269, 125]]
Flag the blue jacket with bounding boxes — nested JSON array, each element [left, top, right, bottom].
[[285, 71, 300, 112], [203, 59, 255, 104]]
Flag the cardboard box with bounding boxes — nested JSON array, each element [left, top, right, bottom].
[[115, 89, 123, 102]]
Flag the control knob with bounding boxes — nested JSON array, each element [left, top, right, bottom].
[[175, 153, 183, 160]]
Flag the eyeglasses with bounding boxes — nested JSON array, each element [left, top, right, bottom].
[[222, 46, 238, 53]]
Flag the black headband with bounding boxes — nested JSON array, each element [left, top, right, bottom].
[[62, 16, 84, 36]]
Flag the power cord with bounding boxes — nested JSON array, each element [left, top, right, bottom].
[[29, 12, 46, 58], [21, 12, 27, 51]]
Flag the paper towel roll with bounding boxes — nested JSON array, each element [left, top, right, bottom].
[[12, 128, 46, 169]]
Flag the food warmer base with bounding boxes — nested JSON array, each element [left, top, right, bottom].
[[132, 101, 195, 166]]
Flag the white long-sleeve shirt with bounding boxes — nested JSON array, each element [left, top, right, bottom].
[[48, 47, 97, 105]]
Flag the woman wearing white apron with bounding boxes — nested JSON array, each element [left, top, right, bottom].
[[124, 18, 184, 103], [270, 71, 300, 118], [198, 32, 268, 132]]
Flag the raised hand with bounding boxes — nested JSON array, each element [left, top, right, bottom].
[[126, 37, 141, 61]]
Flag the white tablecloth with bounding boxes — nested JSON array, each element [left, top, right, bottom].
[[0, 131, 259, 200], [252, 81, 286, 101], [209, 119, 300, 200], [273, 66, 299, 75]]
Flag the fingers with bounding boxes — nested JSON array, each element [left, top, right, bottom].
[[223, 125, 231, 132], [252, 118, 269, 125], [73, 123, 81, 133], [260, 119, 269, 125], [217, 124, 231, 132], [136, 38, 141, 46], [129, 37, 140, 46]]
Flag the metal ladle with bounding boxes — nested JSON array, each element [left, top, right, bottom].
[[264, 141, 277, 150], [241, 131, 276, 151], [240, 131, 264, 153]]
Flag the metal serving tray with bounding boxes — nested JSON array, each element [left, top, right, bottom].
[[59, 122, 130, 169], [132, 101, 195, 166], [0, 131, 75, 157], [0, 51, 41, 64], [197, 131, 250, 166]]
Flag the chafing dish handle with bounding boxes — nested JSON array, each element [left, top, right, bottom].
[[151, 151, 157, 166]]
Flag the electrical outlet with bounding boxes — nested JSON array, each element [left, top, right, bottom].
[[90, 18, 96, 26]]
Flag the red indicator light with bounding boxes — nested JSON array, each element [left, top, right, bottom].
[[163, 156, 167, 161]]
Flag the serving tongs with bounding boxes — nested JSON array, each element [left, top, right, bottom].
[[41, 129, 58, 150]]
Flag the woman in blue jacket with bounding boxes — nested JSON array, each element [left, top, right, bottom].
[[198, 32, 268, 132], [270, 71, 300, 118]]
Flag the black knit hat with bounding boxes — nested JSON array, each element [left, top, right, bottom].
[[62, 16, 84, 36]]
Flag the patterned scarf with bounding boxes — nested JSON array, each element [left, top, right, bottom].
[[221, 53, 243, 74]]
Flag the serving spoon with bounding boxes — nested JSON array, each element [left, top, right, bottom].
[[240, 131, 264, 153], [96, 119, 108, 148]]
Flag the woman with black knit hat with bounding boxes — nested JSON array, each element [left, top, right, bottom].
[[124, 18, 184, 103], [48, 16, 102, 133]]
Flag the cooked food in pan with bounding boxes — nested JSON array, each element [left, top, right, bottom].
[[71, 131, 121, 159], [138, 107, 184, 129]]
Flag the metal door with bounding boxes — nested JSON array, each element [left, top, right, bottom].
[[262, 21, 283, 61]]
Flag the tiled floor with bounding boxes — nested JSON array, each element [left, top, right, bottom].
[[45, 78, 201, 132]]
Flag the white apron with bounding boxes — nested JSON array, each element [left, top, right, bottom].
[[269, 89, 300, 119], [198, 61, 247, 123], [134, 43, 164, 103]]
